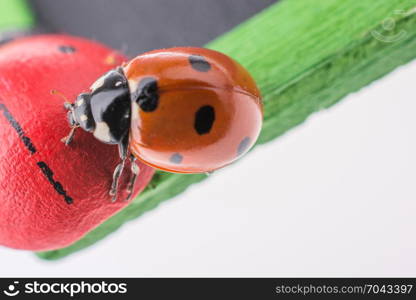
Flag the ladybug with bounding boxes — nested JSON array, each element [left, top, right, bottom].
[[63, 47, 263, 201]]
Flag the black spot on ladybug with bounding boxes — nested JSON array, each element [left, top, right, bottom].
[[134, 77, 159, 112], [170, 153, 183, 164], [237, 137, 251, 156], [194, 105, 215, 135], [189, 55, 211, 72], [58, 45, 76, 53]]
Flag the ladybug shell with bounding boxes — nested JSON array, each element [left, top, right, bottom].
[[124, 47, 263, 173]]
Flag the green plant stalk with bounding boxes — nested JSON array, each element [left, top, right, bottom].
[[38, 0, 416, 259], [0, 0, 34, 32]]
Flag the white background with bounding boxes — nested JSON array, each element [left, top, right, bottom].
[[1, 60, 416, 277]]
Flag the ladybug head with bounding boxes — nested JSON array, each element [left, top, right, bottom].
[[69, 93, 94, 132], [66, 68, 131, 145]]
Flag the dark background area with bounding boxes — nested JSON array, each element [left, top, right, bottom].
[[30, 0, 276, 56]]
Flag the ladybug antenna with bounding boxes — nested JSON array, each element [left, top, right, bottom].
[[50, 89, 71, 107]]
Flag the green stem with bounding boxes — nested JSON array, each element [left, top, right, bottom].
[[37, 0, 416, 260]]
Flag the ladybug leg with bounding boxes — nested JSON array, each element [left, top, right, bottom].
[[63, 102, 73, 110], [61, 103, 79, 146], [110, 135, 129, 202], [61, 125, 79, 146], [125, 155, 140, 201]]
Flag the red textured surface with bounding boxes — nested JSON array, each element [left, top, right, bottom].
[[0, 35, 155, 251]]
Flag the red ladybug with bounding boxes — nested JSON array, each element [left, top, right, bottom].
[[64, 47, 263, 200]]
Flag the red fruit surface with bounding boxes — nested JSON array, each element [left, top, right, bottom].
[[0, 35, 154, 251]]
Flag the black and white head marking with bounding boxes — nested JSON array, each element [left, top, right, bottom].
[[71, 67, 131, 144]]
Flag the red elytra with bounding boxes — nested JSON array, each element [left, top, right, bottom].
[[125, 47, 263, 173], [0, 35, 154, 251]]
